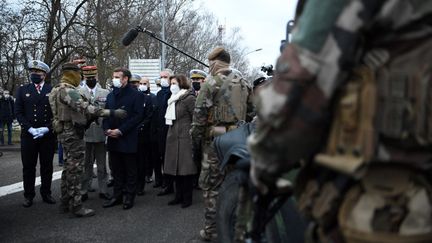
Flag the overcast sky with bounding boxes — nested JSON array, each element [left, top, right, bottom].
[[195, 0, 297, 68]]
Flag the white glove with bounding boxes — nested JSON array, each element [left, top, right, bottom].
[[28, 127, 38, 136], [38, 127, 49, 135], [33, 127, 49, 139]]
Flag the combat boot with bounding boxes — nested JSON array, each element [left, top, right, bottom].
[[72, 206, 95, 218], [59, 204, 69, 214], [199, 229, 216, 242]]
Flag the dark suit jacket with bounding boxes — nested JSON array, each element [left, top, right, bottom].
[[152, 87, 171, 151], [103, 84, 144, 153], [15, 83, 54, 138], [0, 97, 14, 123]]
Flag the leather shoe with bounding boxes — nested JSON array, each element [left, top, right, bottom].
[[103, 198, 122, 208], [145, 176, 153, 183], [107, 179, 114, 187], [153, 182, 162, 188], [157, 188, 174, 196], [123, 203, 133, 210], [23, 198, 33, 207], [123, 198, 134, 210], [168, 198, 182, 205], [42, 195, 56, 204], [81, 193, 88, 202], [181, 202, 192, 208], [99, 193, 111, 200]]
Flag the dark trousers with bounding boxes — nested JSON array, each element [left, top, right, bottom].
[[58, 142, 64, 165], [174, 175, 194, 204], [110, 151, 137, 201], [137, 131, 151, 192], [0, 121, 12, 145], [21, 134, 55, 199], [151, 139, 162, 184]]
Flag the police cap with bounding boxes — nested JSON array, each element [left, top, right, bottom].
[[28, 60, 50, 73], [130, 73, 141, 83], [190, 69, 207, 79]]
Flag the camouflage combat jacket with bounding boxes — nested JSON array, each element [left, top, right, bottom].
[[49, 82, 105, 134], [190, 68, 254, 142]]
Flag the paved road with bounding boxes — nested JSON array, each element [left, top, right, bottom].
[[0, 147, 205, 242]]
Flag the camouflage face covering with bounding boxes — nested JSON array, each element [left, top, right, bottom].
[[61, 70, 81, 87]]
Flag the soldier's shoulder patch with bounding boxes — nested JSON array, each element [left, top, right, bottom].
[[66, 88, 82, 101]]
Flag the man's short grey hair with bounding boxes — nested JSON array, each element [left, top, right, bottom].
[[162, 68, 174, 77]]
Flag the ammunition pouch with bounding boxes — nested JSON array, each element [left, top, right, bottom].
[[338, 165, 432, 243], [296, 165, 352, 236], [52, 119, 64, 134], [73, 122, 86, 139], [316, 38, 432, 174]]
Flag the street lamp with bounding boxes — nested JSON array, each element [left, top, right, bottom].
[[244, 48, 263, 57], [235, 48, 263, 70]]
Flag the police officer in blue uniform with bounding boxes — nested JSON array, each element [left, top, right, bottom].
[[15, 60, 56, 207]]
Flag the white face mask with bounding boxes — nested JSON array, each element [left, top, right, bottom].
[[138, 84, 148, 92], [160, 78, 169, 87], [4, 94, 10, 99], [112, 78, 122, 88], [170, 84, 180, 95]]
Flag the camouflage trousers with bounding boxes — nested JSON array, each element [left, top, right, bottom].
[[199, 141, 225, 237], [58, 129, 85, 210]]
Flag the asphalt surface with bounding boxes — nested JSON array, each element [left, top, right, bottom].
[[0, 146, 205, 243]]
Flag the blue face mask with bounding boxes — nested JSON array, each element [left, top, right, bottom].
[[30, 73, 43, 84]]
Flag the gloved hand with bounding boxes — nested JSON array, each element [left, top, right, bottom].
[[28, 127, 38, 136], [250, 159, 277, 195], [111, 109, 127, 119], [33, 127, 49, 139], [38, 127, 49, 134]]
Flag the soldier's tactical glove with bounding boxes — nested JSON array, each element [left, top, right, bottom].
[[250, 158, 278, 195], [100, 109, 127, 118], [192, 139, 203, 167]]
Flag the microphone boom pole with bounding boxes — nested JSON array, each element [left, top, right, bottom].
[[134, 26, 209, 68]]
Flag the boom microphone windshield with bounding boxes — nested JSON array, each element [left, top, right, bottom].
[[122, 28, 139, 46]]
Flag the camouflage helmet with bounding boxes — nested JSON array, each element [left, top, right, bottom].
[[28, 60, 50, 73]]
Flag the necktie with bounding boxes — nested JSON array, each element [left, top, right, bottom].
[[36, 84, 41, 93]]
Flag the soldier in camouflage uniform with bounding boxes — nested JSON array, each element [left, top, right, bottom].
[[191, 47, 254, 241], [49, 63, 126, 217], [249, 1, 432, 242]]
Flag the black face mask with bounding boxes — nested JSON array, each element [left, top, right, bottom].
[[192, 82, 201, 91], [30, 73, 43, 84], [86, 78, 97, 89]]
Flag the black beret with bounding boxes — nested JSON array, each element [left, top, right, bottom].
[[62, 63, 80, 71]]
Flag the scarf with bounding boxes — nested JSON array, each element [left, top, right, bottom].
[[165, 89, 188, 125], [209, 60, 229, 75]]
